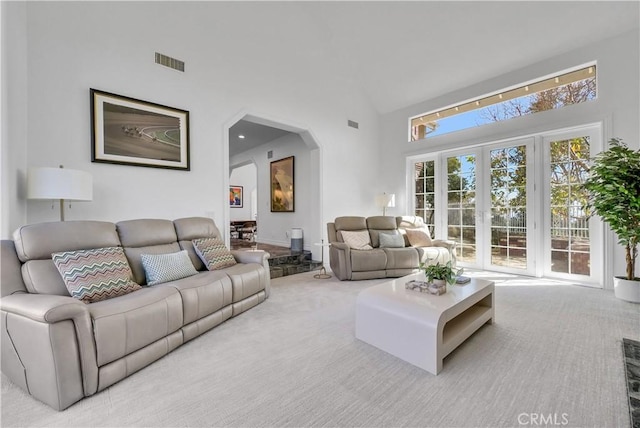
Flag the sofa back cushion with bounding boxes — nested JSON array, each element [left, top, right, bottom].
[[366, 216, 399, 248], [1, 240, 28, 297], [174, 217, 222, 271], [13, 221, 121, 295], [116, 219, 180, 285], [333, 216, 368, 244]]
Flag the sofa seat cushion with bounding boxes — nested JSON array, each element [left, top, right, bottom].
[[221, 263, 268, 303], [158, 271, 233, 325], [88, 286, 183, 367], [382, 247, 419, 270], [416, 246, 452, 265], [350, 249, 387, 272]]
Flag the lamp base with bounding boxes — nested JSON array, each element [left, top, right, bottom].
[[314, 267, 331, 279]]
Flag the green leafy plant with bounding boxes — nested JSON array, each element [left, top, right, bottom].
[[583, 138, 640, 280], [419, 261, 462, 285]]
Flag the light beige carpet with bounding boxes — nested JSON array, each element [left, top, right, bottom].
[[2, 271, 638, 427]]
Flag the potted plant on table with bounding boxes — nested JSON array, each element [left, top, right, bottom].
[[583, 138, 640, 303], [420, 261, 462, 293]]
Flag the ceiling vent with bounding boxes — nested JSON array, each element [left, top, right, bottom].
[[348, 120, 359, 129], [155, 52, 185, 72]]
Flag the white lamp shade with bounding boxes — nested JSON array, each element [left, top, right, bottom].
[[375, 193, 396, 208], [27, 167, 93, 201]]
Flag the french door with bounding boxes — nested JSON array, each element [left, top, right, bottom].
[[441, 139, 534, 275], [410, 125, 603, 285], [542, 128, 602, 285]]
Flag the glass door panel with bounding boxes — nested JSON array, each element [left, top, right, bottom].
[[548, 137, 591, 276], [414, 160, 436, 237], [489, 145, 528, 270], [446, 154, 477, 264]]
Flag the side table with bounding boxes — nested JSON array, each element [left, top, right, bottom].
[[313, 240, 331, 279]]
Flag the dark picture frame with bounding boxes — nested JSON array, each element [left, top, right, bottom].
[[91, 88, 190, 170], [270, 156, 294, 212], [230, 185, 243, 208]]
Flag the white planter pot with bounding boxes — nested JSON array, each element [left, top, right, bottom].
[[613, 276, 640, 303]]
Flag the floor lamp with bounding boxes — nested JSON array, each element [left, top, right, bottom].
[[27, 165, 93, 221], [376, 193, 395, 216]]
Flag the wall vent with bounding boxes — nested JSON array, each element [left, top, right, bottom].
[[348, 120, 359, 129], [155, 52, 185, 72], [267, 150, 273, 159]]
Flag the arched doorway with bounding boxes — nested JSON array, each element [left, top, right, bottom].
[[224, 112, 323, 261]]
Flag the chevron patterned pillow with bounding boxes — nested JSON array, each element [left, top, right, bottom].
[[52, 246, 141, 304], [140, 250, 198, 286], [192, 238, 237, 270]]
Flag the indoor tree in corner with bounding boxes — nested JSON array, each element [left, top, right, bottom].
[[583, 137, 640, 302]]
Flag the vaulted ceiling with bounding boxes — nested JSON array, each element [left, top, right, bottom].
[[223, 1, 638, 152]]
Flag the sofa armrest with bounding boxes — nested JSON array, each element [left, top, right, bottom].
[[1, 293, 99, 409], [329, 242, 352, 280], [2, 293, 88, 323], [230, 250, 271, 297], [230, 249, 269, 265], [432, 239, 455, 251], [431, 240, 457, 267]]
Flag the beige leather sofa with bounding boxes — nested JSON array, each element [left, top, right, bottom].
[[0, 217, 269, 410], [327, 216, 455, 281]]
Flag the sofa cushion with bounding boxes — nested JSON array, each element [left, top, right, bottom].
[[116, 219, 181, 285], [88, 285, 183, 367], [174, 217, 222, 271], [366, 216, 398, 247], [334, 216, 367, 231], [221, 263, 268, 303], [405, 228, 433, 247], [382, 247, 419, 270], [193, 238, 237, 270], [123, 243, 182, 285], [350, 248, 387, 272], [341, 230, 373, 250], [13, 221, 120, 263], [52, 247, 141, 303], [141, 250, 198, 286], [157, 270, 232, 325], [21, 260, 70, 296], [379, 232, 405, 248]]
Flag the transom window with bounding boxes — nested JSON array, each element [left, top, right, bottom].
[[410, 64, 596, 141]]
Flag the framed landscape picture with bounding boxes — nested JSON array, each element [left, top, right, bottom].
[[91, 89, 190, 170], [230, 186, 243, 208], [270, 156, 294, 212]]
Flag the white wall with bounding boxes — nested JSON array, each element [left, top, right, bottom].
[[229, 164, 256, 222], [1, 2, 381, 241], [379, 29, 640, 286], [1, 1, 28, 238], [231, 133, 314, 250]]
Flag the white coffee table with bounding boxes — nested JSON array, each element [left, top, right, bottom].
[[355, 273, 494, 375]]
